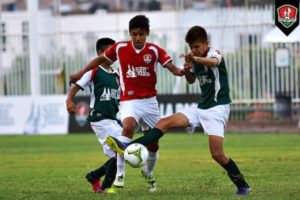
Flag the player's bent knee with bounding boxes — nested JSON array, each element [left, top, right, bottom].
[[146, 142, 159, 152]]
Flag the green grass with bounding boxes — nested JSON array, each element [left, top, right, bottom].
[[0, 133, 300, 200]]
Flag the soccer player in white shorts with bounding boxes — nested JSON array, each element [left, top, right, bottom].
[[66, 38, 125, 194], [69, 15, 185, 192], [106, 26, 251, 196]]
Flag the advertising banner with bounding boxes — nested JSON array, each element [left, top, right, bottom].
[[68, 94, 199, 133], [0, 95, 69, 135]]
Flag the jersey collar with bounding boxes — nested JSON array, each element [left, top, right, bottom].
[[99, 65, 115, 74], [131, 41, 146, 54]]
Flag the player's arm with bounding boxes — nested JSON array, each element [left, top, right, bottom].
[[164, 61, 185, 76], [184, 62, 196, 84], [192, 56, 218, 68], [69, 55, 107, 84], [66, 84, 81, 114], [183, 52, 219, 68], [67, 71, 91, 114]]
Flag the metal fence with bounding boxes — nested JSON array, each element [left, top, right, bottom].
[[0, 7, 300, 121]]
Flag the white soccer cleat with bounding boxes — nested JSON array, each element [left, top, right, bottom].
[[113, 175, 125, 188], [141, 170, 156, 192]]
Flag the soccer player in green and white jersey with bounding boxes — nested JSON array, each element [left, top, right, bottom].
[[66, 38, 125, 194], [106, 26, 251, 196]]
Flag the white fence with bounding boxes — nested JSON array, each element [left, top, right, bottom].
[[0, 6, 299, 121]]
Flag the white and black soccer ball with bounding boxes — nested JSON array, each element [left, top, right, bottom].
[[124, 143, 149, 168]]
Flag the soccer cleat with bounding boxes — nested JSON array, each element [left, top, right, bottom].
[[97, 187, 117, 195], [236, 187, 252, 196], [85, 172, 101, 192], [105, 136, 128, 157], [113, 174, 125, 188], [106, 187, 117, 194], [141, 170, 157, 192]]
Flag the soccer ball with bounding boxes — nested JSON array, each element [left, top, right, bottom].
[[124, 143, 149, 168]]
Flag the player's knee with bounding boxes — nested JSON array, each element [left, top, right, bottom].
[[146, 142, 159, 152], [122, 124, 135, 138]]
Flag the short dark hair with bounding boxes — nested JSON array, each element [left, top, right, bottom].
[[185, 26, 208, 44], [129, 15, 150, 32], [96, 37, 115, 52]]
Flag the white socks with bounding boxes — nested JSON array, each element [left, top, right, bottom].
[[142, 151, 159, 177], [116, 136, 132, 177]]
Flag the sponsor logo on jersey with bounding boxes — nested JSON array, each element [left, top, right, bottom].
[[143, 54, 152, 63], [75, 102, 89, 127], [197, 75, 213, 86], [126, 65, 150, 78], [100, 87, 119, 101], [275, 0, 299, 36]]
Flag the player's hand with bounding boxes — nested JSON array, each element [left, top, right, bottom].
[[66, 99, 76, 114], [173, 67, 185, 76], [180, 53, 195, 62], [183, 62, 193, 74], [69, 71, 84, 85]]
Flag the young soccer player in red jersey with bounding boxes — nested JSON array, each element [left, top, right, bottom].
[[69, 15, 185, 192]]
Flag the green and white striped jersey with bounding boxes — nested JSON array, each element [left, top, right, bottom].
[[76, 66, 119, 122], [191, 47, 231, 109]]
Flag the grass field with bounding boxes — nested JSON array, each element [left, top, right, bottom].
[[1, 133, 300, 200]]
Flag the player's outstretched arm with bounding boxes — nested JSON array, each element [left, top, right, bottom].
[[164, 62, 185, 76], [69, 55, 107, 84], [66, 84, 81, 114]]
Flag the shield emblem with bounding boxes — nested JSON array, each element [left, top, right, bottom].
[[143, 54, 152, 64], [277, 5, 297, 28], [275, 0, 299, 36]]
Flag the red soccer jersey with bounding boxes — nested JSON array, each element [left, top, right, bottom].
[[104, 41, 172, 101]]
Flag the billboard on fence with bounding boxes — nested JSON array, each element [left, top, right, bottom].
[[0, 95, 69, 135], [68, 95, 199, 133], [68, 96, 93, 133]]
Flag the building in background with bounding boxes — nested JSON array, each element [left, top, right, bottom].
[[1, 0, 275, 13]]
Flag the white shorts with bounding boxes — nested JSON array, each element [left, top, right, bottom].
[[178, 104, 230, 138], [90, 119, 122, 158], [119, 96, 160, 132]]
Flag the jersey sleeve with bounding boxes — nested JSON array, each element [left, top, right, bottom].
[[207, 48, 222, 65], [76, 70, 92, 90], [157, 46, 172, 67], [104, 43, 117, 63]]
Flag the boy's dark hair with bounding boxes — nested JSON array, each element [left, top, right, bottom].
[[185, 26, 208, 44], [129, 15, 150, 32], [96, 37, 115, 53]]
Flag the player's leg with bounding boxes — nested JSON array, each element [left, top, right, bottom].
[[106, 112, 191, 153], [200, 105, 251, 196], [98, 157, 117, 193], [141, 129, 159, 192], [134, 112, 191, 145], [122, 117, 138, 139], [109, 120, 126, 187], [208, 135, 251, 195], [85, 158, 113, 192], [89, 120, 122, 193]]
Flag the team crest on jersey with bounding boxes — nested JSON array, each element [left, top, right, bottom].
[[75, 102, 89, 127], [143, 54, 152, 64], [275, 0, 299, 36]]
